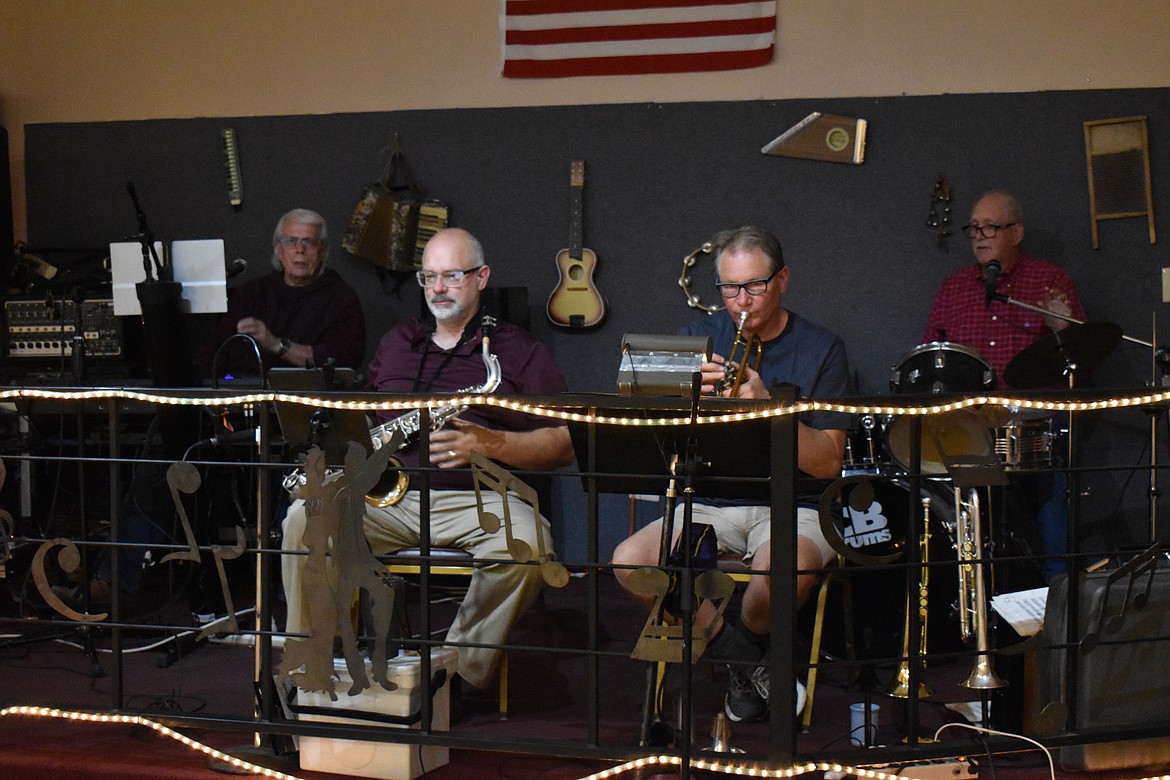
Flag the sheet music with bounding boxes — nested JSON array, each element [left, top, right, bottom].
[[991, 586, 1048, 637]]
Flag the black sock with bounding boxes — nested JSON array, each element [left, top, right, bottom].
[[740, 623, 770, 658], [706, 618, 765, 663]]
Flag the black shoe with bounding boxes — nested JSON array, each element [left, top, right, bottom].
[[724, 665, 768, 723]]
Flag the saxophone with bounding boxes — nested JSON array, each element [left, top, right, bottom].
[[283, 316, 503, 506]]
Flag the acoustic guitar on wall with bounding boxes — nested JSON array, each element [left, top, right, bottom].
[[547, 159, 606, 328]]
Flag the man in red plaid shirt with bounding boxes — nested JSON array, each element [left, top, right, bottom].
[[925, 189, 1085, 589], [923, 190, 1085, 389]]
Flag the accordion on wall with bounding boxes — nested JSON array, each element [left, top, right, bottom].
[[342, 141, 447, 272]]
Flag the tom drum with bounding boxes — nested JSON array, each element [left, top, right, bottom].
[[890, 342, 996, 395]]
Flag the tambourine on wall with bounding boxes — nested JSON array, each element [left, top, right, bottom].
[[1083, 115, 1156, 249]]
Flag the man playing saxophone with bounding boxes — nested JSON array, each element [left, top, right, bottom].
[[612, 225, 853, 723], [282, 227, 573, 691]]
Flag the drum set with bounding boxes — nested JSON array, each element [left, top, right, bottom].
[[831, 328, 1126, 681], [848, 322, 1126, 476]]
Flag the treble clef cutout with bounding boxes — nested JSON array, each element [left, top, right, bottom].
[[470, 451, 569, 588], [628, 567, 734, 663]]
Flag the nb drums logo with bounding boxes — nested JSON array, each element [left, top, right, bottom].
[[842, 499, 892, 549]]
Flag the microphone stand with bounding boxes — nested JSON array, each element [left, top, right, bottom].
[[989, 291, 1152, 347], [637, 373, 703, 766]]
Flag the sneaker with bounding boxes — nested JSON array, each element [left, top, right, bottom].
[[725, 664, 768, 723], [725, 665, 807, 721], [756, 667, 807, 716]]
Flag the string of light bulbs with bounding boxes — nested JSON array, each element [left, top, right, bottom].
[[2, 387, 1168, 428]]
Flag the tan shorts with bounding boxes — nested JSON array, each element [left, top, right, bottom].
[[672, 502, 834, 566]]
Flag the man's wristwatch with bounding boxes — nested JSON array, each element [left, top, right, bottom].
[[276, 337, 291, 357]]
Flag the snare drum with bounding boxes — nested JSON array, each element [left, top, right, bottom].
[[995, 412, 1054, 470], [890, 342, 996, 395]]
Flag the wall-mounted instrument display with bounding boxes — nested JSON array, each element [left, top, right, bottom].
[[927, 175, 953, 250], [678, 242, 723, 314], [761, 112, 867, 164], [547, 159, 606, 329], [221, 128, 243, 208]]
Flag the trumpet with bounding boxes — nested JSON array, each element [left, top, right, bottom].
[[954, 486, 1008, 690], [888, 494, 934, 699], [715, 311, 761, 396]]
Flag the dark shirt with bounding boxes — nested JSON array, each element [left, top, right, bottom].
[[200, 268, 366, 379], [681, 309, 853, 432], [366, 314, 567, 490], [682, 309, 853, 504]]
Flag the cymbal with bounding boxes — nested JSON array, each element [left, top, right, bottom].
[[1003, 321, 1122, 389]]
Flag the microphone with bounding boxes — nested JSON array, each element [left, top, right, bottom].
[[17, 246, 59, 280], [226, 258, 248, 279], [983, 260, 1002, 308], [199, 428, 258, 447]]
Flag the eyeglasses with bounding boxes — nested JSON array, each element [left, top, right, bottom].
[[416, 266, 484, 289], [715, 268, 781, 299], [961, 222, 1017, 239], [277, 236, 324, 250]]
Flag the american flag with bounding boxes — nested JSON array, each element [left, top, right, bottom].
[[501, 0, 777, 78]]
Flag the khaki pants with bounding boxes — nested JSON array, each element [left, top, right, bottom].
[[282, 489, 551, 689]]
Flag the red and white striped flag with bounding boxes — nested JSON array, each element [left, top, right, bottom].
[[501, 0, 777, 78]]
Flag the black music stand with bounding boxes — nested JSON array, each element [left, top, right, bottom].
[[567, 389, 797, 766], [268, 367, 370, 468], [567, 399, 773, 501]]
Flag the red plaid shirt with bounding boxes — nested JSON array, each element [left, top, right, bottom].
[[922, 253, 1084, 389]]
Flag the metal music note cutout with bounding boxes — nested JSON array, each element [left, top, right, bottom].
[[159, 459, 246, 640], [1081, 545, 1160, 653], [470, 451, 569, 588], [628, 567, 735, 663], [32, 539, 108, 622], [160, 461, 203, 565], [194, 525, 246, 640]]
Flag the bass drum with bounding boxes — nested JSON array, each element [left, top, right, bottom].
[[812, 477, 962, 663], [890, 341, 996, 395]]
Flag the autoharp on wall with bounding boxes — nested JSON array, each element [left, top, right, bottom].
[[762, 112, 867, 164]]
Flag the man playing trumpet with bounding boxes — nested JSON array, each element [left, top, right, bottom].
[[612, 225, 853, 723]]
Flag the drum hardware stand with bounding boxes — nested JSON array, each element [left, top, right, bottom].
[[1146, 314, 1168, 543]]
